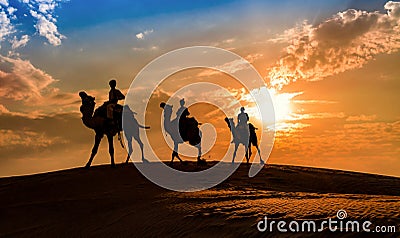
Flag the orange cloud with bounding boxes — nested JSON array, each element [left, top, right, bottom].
[[268, 1, 400, 90], [0, 129, 66, 148], [346, 114, 377, 122], [270, 118, 400, 176], [0, 55, 56, 102]]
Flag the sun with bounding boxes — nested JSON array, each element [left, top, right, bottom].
[[269, 88, 297, 122], [244, 87, 299, 125]]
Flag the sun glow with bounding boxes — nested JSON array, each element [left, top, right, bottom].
[[244, 87, 300, 126], [269, 88, 300, 122]]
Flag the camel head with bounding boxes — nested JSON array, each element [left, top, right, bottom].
[[160, 102, 173, 119], [79, 91, 96, 117], [224, 117, 234, 131]]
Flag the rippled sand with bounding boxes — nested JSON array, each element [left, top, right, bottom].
[[0, 162, 399, 237]]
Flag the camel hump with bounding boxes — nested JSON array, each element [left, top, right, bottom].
[[186, 117, 198, 126], [235, 123, 250, 141], [178, 116, 200, 144]]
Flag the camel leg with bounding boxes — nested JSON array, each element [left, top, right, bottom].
[[195, 144, 206, 166], [245, 144, 249, 164], [171, 142, 183, 165], [255, 144, 264, 164], [134, 136, 148, 163], [196, 144, 202, 161], [107, 134, 116, 167], [171, 143, 177, 164], [248, 142, 252, 158], [170, 152, 175, 165], [125, 137, 133, 164], [196, 132, 204, 164], [85, 133, 102, 168], [232, 143, 239, 164]]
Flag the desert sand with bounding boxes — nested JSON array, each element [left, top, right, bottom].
[[0, 162, 399, 237]]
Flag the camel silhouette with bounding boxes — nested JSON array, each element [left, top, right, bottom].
[[160, 102, 206, 166], [79, 91, 122, 168], [123, 105, 150, 164], [224, 117, 264, 164]]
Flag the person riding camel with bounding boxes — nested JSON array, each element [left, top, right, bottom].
[[176, 98, 189, 119], [237, 107, 249, 126], [107, 79, 125, 124], [176, 98, 191, 141], [236, 106, 250, 142]]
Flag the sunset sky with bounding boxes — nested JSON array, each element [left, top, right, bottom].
[[0, 0, 399, 177]]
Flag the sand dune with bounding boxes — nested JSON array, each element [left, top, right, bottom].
[[0, 162, 399, 237]]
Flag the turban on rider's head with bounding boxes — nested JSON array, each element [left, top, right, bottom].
[[79, 91, 88, 99]]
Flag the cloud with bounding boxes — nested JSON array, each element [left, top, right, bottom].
[[0, 55, 57, 102], [268, 1, 400, 90], [197, 58, 253, 77], [37, 0, 57, 14], [0, 129, 66, 148], [0, 111, 91, 165], [0, 0, 67, 49], [223, 38, 235, 44], [270, 118, 400, 176], [135, 29, 154, 40], [346, 114, 377, 122], [7, 6, 16, 15], [291, 112, 346, 120], [132, 47, 145, 51], [0, 7, 14, 43], [245, 53, 263, 63], [10, 34, 29, 49], [0, 0, 8, 7], [0, 103, 46, 118], [0, 104, 8, 113], [30, 10, 65, 46], [135, 32, 144, 39], [293, 99, 337, 105]]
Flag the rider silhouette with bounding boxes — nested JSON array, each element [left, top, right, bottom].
[[176, 98, 191, 141], [176, 98, 189, 119], [237, 107, 249, 126], [107, 79, 125, 121]]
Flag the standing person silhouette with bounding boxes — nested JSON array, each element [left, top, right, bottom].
[[107, 79, 125, 121]]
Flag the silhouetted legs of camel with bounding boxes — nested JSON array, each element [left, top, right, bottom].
[[248, 141, 264, 165], [169, 142, 203, 166], [171, 142, 184, 165], [85, 133, 115, 168], [125, 135, 148, 163], [232, 142, 249, 164]]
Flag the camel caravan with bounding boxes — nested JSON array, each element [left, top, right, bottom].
[[79, 80, 263, 168]]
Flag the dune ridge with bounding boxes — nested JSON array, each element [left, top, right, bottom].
[[0, 162, 399, 237]]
